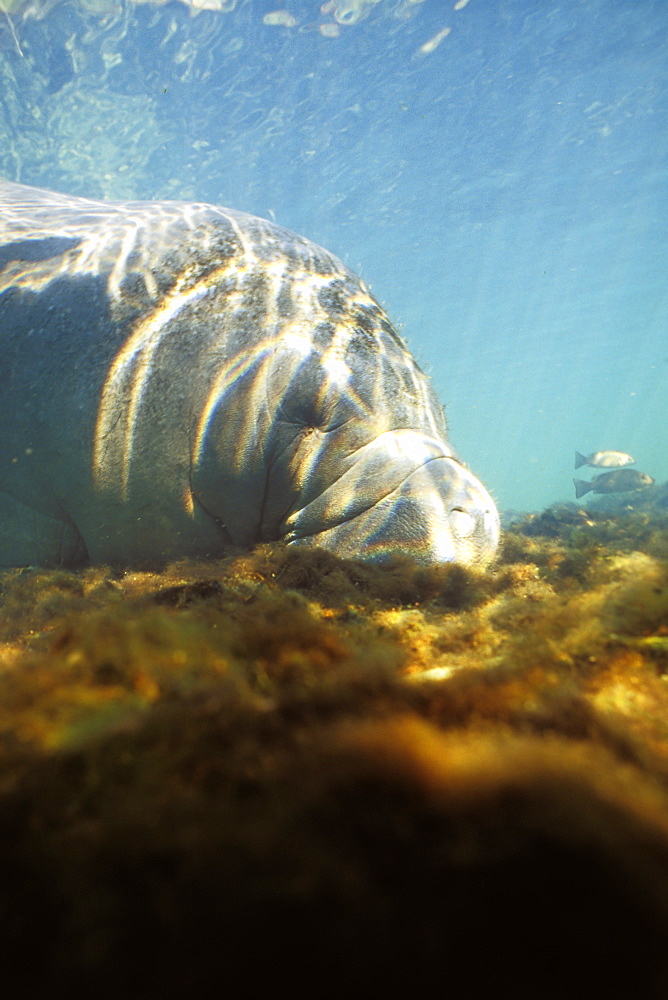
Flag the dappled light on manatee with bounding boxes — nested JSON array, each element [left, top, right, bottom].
[[0, 180, 498, 569]]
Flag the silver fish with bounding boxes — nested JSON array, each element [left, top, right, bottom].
[[573, 469, 654, 499], [574, 450, 635, 470]]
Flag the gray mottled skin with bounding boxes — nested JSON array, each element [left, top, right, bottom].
[[0, 180, 499, 569]]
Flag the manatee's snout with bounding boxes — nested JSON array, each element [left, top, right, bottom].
[[427, 457, 500, 567], [344, 456, 500, 567], [285, 437, 500, 568]]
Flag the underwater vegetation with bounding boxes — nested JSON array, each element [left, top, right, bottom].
[[1, 500, 668, 994]]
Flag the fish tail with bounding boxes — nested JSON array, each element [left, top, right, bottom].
[[574, 451, 587, 469], [573, 478, 592, 499]]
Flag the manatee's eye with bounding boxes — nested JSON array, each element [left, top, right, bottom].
[[450, 507, 476, 538]]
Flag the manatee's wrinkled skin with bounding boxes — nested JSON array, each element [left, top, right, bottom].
[[0, 180, 499, 569]]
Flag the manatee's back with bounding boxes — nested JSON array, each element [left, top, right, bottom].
[[0, 181, 455, 564], [0, 179, 249, 302], [0, 181, 250, 562]]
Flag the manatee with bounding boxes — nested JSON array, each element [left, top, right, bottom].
[[0, 179, 499, 569]]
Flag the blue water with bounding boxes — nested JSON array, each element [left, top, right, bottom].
[[4, 0, 667, 513]]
